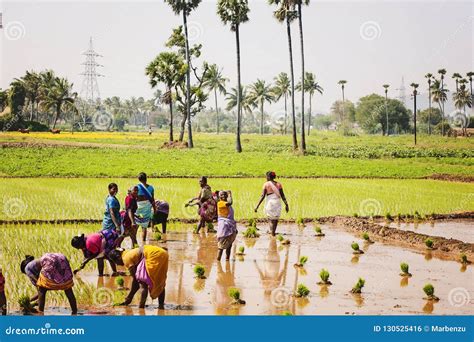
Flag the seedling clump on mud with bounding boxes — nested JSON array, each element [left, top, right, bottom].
[[277, 234, 290, 245], [425, 238, 434, 250], [207, 222, 216, 233], [243, 226, 260, 238], [153, 232, 162, 241], [351, 278, 365, 294], [296, 217, 305, 227], [353, 213, 359, 218], [194, 264, 206, 279], [423, 283, 439, 301], [228, 287, 245, 305], [236, 246, 245, 256], [18, 295, 37, 314], [295, 256, 308, 268], [385, 212, 393, 222], [115, 276, 125, 289], [460, 253, 471, 264], [351, 242, 364, 254], [247, 218, 257, 228], [399, 262, 412, 277], [362, 232, 374, 243], [295, 284, 310, 298], [318, 269, 332, 285], [314, 226, 325, 237]]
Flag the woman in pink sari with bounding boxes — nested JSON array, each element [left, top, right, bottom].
[[254, 171, 289, 236]]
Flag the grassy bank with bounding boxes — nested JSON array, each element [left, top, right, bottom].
[[1, 132, 473, 178]]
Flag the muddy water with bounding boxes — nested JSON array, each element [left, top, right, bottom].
[[387, 219, 474, 243], [66, 222, 473, 316]]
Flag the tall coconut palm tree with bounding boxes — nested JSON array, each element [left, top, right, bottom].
[[226, 86, 254, 116], [203, 64, 228, 134], [248, 79, 275, 134], [146, 51, 186, 141], [19, 71, 42, 121], [453, 82, 472, 136], [40, 77, 78, 129], [410, 83, 419, 145], [297, 72, 323, 135], [217, 0, 250, 153], [295, 0, 310, 151], [452, 72, 462, 92], [273, 72, 291, 134], [338, 80, 347, 122], [431, 79, 449, 136], [467, 71, 474, 99], [165, 0, 202, 148], [269, 0, 298, 150], [425, 73, 433, 135], [438, 69, 447, 125], [382, 84, 390, 136]]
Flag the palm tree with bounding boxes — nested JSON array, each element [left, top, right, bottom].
[[338, 80, 347, 122], [425, 73, 433, 135], [248, 79, 275, 134], [438, 69, 447, 126], [410, 83, 419, 145], [452, 72, 462, 92], [203, 64, 228, 134], [382, 84, 389, 136], [273, 72, 291, 134], [269, 0, 298, 150], [467, 71, 474, 99], [226, 86, 254, 116], [40, 77, 78, 129], [295, 0, 310, 151], [297, 72, 323, 135], [431, 79, 449, 136], [165, 0, 202, 148], [19, 71, 42, 121], [217, 0, 250, 153], [146, 51, 186, 141], [453, 82, 472, 135]]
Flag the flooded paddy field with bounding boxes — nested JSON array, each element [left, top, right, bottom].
[[2, 220, 472, 316]]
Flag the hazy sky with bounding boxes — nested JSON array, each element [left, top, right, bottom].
[[0, 0, 472, 114]]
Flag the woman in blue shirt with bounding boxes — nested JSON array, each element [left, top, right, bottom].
[[103, 183, 121, 232]]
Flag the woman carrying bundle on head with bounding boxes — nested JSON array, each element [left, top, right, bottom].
[[109, 245, 168, 309], [216, 190, 238, 261], [20, 254, 77, 314], [254, 171, 289, 236]]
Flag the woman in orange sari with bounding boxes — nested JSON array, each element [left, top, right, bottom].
[[109, 245, 168, 309]]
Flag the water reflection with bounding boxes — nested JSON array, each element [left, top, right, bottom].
[[214, 260, 236, 315]]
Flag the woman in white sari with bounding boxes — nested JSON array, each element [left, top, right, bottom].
[[254, 171, 289, 236]]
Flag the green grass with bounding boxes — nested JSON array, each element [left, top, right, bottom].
[[0, 178, 472, 221], [0, 132, 472, 177]]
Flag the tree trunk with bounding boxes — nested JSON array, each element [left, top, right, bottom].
[[286, 15, 298, 151], [214, 88, 219, 134], [284, 94, 288, 135], [52, 104, 60, 129], [341, 87, 345, 122], [428, 86, 432, 135], [260, 101, 264, 135], [235, 26, 243, 153], [308, 93, 312, 135], [179, 114, 186, 142], [183, 10, 193, 148], [413, 93, 417, 145], [297, 3, 306, 152], [169, 87, 174, 142]]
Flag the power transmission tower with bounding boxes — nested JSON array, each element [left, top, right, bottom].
[[80, 37, 103, 103], [396, 77, 407, 107]]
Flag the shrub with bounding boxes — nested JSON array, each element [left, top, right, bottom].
[[295, 284, 310, 298], [194, 264, 206, 279], [243, 226, 260, 238], [351, 278, 365, 293]]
